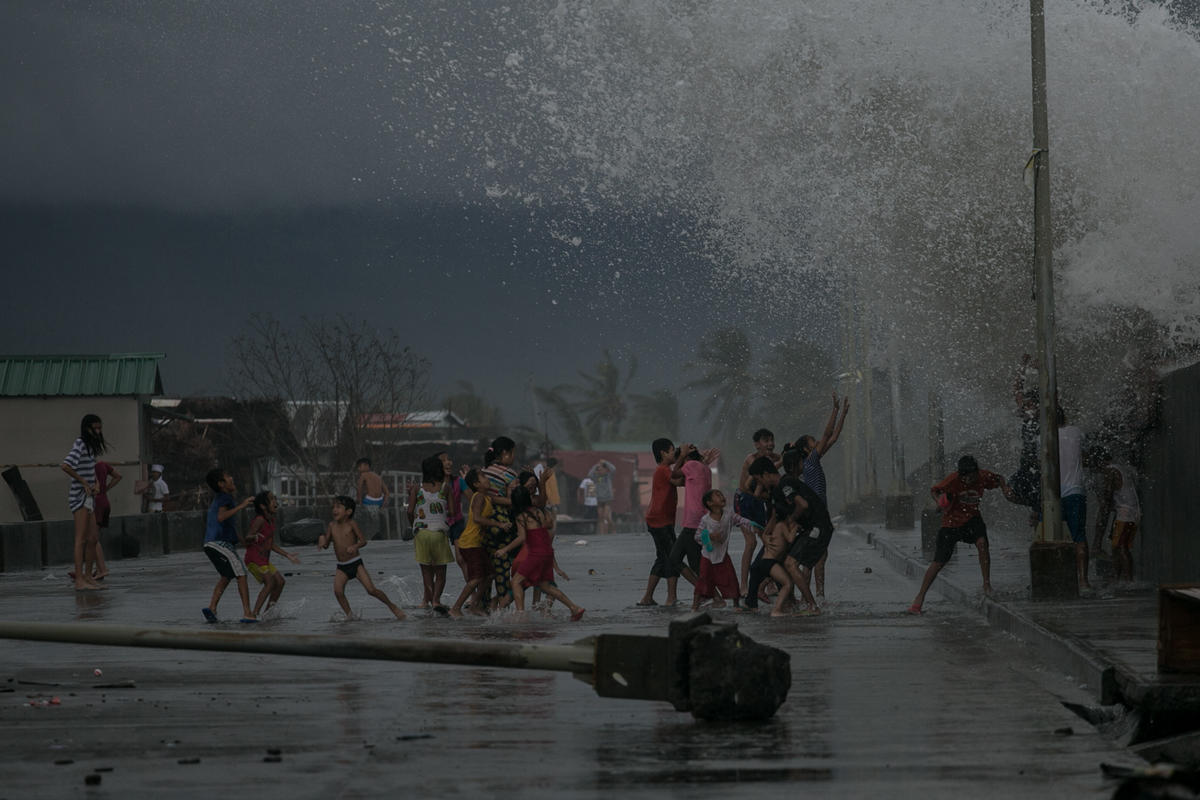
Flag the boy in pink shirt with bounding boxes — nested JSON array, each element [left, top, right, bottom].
[[670, 444, 720, 588]]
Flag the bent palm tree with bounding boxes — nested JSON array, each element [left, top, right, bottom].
[[685, 327, 756, 440], [570, 350, 638, 442]]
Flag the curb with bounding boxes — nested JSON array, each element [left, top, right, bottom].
[[850, 525, 1119, 705]]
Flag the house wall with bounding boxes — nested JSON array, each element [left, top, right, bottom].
[[1138, 360, 1200, 583], [0, 397, 146, 523]]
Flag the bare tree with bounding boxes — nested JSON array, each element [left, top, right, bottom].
[[227, 314, 431, 493]]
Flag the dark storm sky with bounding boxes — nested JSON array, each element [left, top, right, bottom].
[[0, 1, 768, 430]]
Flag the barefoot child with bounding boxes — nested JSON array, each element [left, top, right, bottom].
[[318, 496, 406, 620], [908, 455, 1014, 614], [449, 469, 512, 617], [201, 468, 257, 623], [692, 489, 748, 610], [408, 455, 454, 611], [497, 487, 585, 620], [743, 507, 796, 616], [245, 491, 300, 617]]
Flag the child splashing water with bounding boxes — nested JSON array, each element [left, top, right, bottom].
[[318, 496, 406, 621], [497, 487, 585, 621], [244, 491, 300, 617], [449, 468, 512, 617]]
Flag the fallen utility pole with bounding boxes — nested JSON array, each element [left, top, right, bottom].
[[0, 612, 791, 722]]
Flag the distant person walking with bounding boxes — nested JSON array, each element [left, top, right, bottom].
[[588, 460, 617, 535], [60, 414, 108, 591]]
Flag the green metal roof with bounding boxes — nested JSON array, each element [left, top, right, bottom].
[[0, 354, 165, 397]]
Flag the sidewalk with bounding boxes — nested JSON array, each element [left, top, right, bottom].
[[847, 520, 1200, 719]]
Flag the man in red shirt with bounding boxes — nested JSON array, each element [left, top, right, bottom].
[[638, 438, 687, 607], [909, 455, 1015, 614]]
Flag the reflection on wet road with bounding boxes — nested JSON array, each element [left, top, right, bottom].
[[0, 531, 1135, 797]]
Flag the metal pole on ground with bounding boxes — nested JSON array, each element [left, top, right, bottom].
[[0, 613, 791, 722]]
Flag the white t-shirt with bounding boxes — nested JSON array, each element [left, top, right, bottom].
[[696, 511, 748, 563], [150, 477, 169, 511], [1057, 425, 1085, 497], [579, 477, 598, 507]]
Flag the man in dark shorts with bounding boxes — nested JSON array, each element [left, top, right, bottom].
[[909, 455, 1015, 614], [748, 457, 834, 613]]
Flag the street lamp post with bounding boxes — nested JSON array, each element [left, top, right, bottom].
[[1028, 0, 1078, 598]]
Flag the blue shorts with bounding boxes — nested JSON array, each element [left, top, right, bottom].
[[734, 491, 767, 528], [1062, 494, 1087, 543]]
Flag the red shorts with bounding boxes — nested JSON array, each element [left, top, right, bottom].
[[460, 546, 489, 581], [695, 557, 740, 600]]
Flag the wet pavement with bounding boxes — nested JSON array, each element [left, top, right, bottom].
[[852, 517, 1200, 718], [0, 527, 1144, 798]]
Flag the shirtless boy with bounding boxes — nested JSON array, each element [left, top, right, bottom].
[[743, 514, 795, 617], [318, 495, 405, 620], [735, 429, 780, 589], [355, 457, 389, 540]]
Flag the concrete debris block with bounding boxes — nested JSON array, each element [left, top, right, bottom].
[[686, 626, 791, 722], [279, 518, 327, 546]]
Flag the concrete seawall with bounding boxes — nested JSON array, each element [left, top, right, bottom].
[[0, 504, 411, 573]]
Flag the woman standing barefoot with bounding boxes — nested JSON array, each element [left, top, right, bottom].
[[60, 415, 107, 591]]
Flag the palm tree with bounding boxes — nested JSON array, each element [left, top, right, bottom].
[[534, 384, 590, 449], [568, 349, 638, 442], [757, 339, 835, 442], [684, 327, 757, 440], [628, 388, 681, 441]]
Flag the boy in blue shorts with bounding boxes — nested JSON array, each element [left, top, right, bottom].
[[202, 468, 257, 623]]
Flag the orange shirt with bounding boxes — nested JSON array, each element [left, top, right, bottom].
[[644, 463, 678, 528]]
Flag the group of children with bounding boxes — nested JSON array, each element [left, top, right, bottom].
[[199, 436, 586, 624], [638, 394, 850, 616]]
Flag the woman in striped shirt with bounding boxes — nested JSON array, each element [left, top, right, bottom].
[[60, 414, 107, 591]]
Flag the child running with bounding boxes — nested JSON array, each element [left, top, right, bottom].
[[497, 487, 585, 620], [692, 489, 748, 611], [244, 490, 300, 617], [201, 468, 257, 623], [449, 468, 512, 617], [318, 495, 406, 621]]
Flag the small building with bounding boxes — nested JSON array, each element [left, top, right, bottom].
[[0, 353, 164, 523]]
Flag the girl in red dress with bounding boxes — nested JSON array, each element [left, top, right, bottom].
[[498, 487, 585, 620]]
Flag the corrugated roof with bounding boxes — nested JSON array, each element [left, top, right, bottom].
[[0, 354, 165, 397]]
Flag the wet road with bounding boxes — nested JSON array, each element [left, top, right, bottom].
[[0, 529, 1137, 798]]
